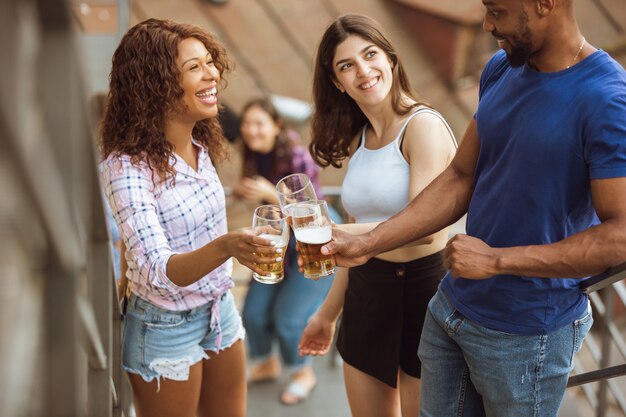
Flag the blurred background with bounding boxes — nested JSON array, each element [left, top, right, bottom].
[[1, 0, 625, 416]]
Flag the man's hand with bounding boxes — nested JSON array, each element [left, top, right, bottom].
[[444, 234, 499, 279], [321, 226, 372, 268]]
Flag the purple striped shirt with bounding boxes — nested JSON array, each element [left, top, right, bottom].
[[101, 139, 233, 313]]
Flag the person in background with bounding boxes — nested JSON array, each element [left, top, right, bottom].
[[318, 1, 626, 416], [100, 19, 278, 417], [299, 14, 457, 417], [234, 98, 336, 405]]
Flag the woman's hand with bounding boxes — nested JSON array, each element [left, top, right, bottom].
[[233, 176, 277, 204], [298, 313, 337, 356], [222, 227, 283, 276]]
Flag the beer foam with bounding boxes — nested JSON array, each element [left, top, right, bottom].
[[294, 226, 332, 244], [259, 234, 287, 247]]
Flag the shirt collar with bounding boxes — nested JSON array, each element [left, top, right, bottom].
[[170, 137, 208, 180]]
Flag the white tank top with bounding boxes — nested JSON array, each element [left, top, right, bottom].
[[341, 108, 455, 223]]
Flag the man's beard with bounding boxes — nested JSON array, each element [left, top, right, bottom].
[[497, 9, 533, 68], [504, 32, 533, 67]]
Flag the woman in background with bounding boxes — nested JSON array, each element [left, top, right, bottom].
[[235, 98, 336, 405]]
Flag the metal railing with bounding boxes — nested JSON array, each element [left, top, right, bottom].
[[568, 263, 626, 417], [0, 0, 130, 416]]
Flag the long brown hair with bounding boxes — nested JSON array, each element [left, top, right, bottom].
[[240, 98, 295, 183], [101, 19, 231, 182], [310, 14, 426, 168]]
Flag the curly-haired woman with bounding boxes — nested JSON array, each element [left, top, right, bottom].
[[299, 14, 457, 417], [100, 19, 279, 417]]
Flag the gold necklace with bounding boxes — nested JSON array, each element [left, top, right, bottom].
[[566, 37, 586, 69]]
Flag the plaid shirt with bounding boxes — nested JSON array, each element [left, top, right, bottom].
[[101, 139, 233, 314]]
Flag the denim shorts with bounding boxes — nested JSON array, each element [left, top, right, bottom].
[[122, 291, 245, 383]]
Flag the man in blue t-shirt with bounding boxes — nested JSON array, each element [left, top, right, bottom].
[[322, 1, 626, 416]]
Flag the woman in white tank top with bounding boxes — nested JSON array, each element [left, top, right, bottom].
[[299, 14, 457, 417]]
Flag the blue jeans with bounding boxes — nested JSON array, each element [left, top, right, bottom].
[[242, 235, 333, 368], [418, 289, 592, 417]]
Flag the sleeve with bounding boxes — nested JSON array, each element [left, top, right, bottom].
[[475, 50, 508, 119], [585, 94, 626, 180], [292, 145, 323, 199], [101, 158, 182, 293]]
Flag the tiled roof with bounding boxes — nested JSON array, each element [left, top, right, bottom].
[[390, 0, 484, 25]]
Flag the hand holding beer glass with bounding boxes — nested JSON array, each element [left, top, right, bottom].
[[251, 205, 289, 284], [291, 200, 336, 279]]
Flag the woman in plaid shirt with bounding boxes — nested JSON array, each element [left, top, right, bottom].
[[100, 19, 278, 417]]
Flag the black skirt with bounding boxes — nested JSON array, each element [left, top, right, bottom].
[[337, 251, 445, 388]]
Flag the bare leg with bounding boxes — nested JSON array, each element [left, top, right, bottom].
[[344, 362, 400, 417], [197, 340, 247, 417], [127, 361, 203, 417], [248, 355, 281, 382], [399, 369, 420, 417]]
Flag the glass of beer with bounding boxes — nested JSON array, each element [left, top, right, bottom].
[[276, 173, 317, 224], [252, 205, 290, 284], [291, 200, 336, 279]]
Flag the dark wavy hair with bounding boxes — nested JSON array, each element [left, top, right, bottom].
[[101, 18, 232, 182], [240, 98, 294, 182], [310, 14, 427, 168]]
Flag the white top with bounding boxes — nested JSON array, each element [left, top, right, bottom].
[[341, 108, 455, 223]]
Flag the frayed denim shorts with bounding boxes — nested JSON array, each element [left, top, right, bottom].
[[122, 291, 245, 384]]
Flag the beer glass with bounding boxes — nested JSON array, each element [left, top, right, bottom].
[[276, 173, 317, 224], [252, 205, 290, 284], [291, 200, 336, 279]]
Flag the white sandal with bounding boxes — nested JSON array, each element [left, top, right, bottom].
[[280, 378, 316, 405]]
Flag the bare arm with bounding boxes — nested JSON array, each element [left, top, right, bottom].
[[337, 222, 433, 246], [166, 231, 281, 287], [324, 119, 479, 266], [315, 267, 348, 321], [298, 267, 348, 356], [117, 240, 128, 303], [445, 177, 626, 279]]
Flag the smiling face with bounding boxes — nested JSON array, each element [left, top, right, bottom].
[[332, 35, 394, 107], [240, 105, 281, 154], [483, 0, 535, 67], [176, 37, 220, 122]]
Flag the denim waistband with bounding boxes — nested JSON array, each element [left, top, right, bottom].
[[129, 291, 227, 315]]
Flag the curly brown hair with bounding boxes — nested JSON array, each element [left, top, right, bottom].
[[101, 18, 232, 182], [309, 14, 428, 168]]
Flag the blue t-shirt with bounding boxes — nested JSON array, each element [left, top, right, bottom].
[[441, 50, 626, 335]]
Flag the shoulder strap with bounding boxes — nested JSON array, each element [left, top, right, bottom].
[[398, 108, 458, 151], [359, 125, 367, 148], [397, 108, 427, 151]]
